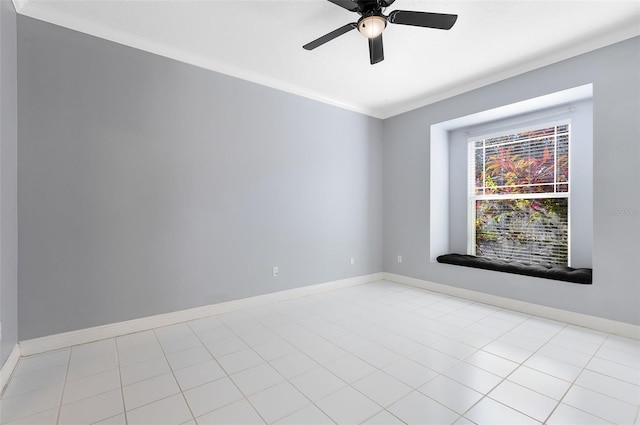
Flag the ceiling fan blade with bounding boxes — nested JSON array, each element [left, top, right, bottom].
[[368, 34, 384, 65], [388, 10, 458, 30], [327, 0, 359, 12], [303, 23, 357, 50]]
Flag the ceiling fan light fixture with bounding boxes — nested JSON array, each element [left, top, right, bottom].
[[358, 15, 386, 39]]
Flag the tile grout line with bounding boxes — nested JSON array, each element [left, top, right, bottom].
[[198, 300, 398, 424], [192, 314, 336, 424], [54, 349, 73, 425], [150, 327, 199, 424], [183, 320, 268, 424], [544, 332, 635, 424], [452, 316, 569, 423], [113, 336, 129, 425]]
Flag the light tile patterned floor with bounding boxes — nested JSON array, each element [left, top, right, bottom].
[[1, 280, 639, 424]]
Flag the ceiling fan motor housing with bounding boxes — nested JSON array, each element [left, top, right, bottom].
[[303, 0, 457, 64]]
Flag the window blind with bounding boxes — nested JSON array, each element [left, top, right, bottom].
[[468, 121, 570, 266]]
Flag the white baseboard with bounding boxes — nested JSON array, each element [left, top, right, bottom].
[[17, 270, 637, 358], [384, 272, 639, 340], [0, 344, 21, 394], [19, 273, 383, 357]]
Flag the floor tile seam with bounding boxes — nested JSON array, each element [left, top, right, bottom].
[[539, 339, 599, 357], [308, 382, 387, 425], [0, 388, 63, 425], [425, 300, 478, 318], [121, 391, 185, 414], [446, 308, 495, 322], [0, 374, 66, 402], [232, 372, 289, 398], [583, 363, 640, 387], [517, 319, 567, 340], [239, 328, 392, 420], [572, 368, 640, 402], [100, 359, 166, 388], [596, 343, 640, 361], [65, 364, 121, 385], [500, 330, 580, 422], [150, 328, 197, 425], [481, 393, 549, 423], [157, 339, 209, 357], [541, 332, 610, 424], [590, 352, 640, 371], [114, 336, 130, 425], [408, 384, 479, 419], [243, 384, 307, 424], [265, 403, 337, 425], [484, 317, 572, 369], [440, 303, 516, 337], [471, 346, 532, 370], [118, 353, 172, 371], [188, 317, 286, 424], [319, 309, 467, 362], [408, 346, 473, 368], [439, 362, 502, 396], [244, 310, 360, 365], [59, 380, 124, 408], [198, 328, 275, 376], [488, 309, 533, 325], [203, 342, 251, 359], [552, 327, 609, 343], [506, 365, 575, 391], [339, 365, 383, 387], [599, 341, 640, 357], [358, 407, 405, 425], [54, 349, 73, 425], [0, 361, 69, 397], [551, 396, 624, 424], [451, 332, 563, 424], [540, 344, 601, 368], [91, 412, 127, 425], [202, 308, 394, 425], [265, 349, 323, 376], [560, 376, 640, 417]]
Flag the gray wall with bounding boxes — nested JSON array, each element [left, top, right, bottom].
[[14, 15, 640, 341], [17, 17, 383, 340], [0, 0, 19, 365], [384, 36, 640, 325]]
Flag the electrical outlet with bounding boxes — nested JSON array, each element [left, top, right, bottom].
[[272, 266, 279, 277], [350, 257, 355, 265], [397, 255, 403, 263]]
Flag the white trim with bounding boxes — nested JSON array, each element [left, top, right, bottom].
[[381, 25, 638, 119], [11, 0, 26, 14], [383, 272, 640, 340], [19, 273, 383, 357], [12, 1, 639, 119], [11, 2, 380, 119], [0, 344, 21, 394]]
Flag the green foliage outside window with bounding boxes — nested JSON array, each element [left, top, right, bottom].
[[472, 125, 569, 266]]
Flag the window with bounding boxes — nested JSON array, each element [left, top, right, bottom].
[[468, 121, 570, 266]]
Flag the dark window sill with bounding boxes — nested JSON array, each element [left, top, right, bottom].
[[436, 254, 592, 285]]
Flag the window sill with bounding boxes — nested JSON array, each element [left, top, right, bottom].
[[436, 254, 592, 284]]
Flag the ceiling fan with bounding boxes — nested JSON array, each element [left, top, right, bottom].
[[303, 0, 458, 65]]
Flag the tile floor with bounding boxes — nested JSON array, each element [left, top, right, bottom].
[[1, 280, 639, 424]]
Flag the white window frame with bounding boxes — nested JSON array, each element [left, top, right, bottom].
[[467, 119, 572, 265]]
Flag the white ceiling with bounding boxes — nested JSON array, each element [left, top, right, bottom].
[[13, 0, 640, 118]]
